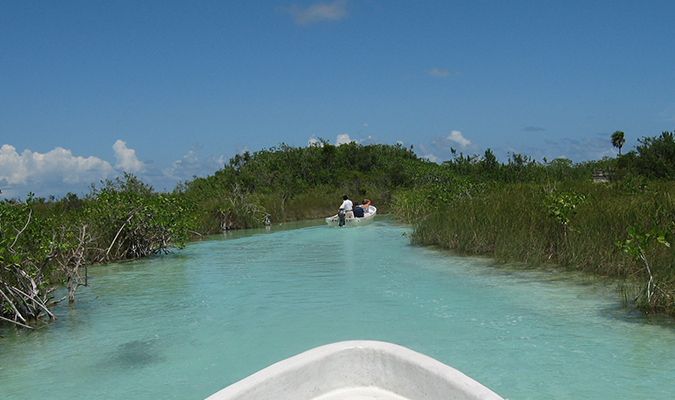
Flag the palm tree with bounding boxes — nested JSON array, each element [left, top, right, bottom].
[[611, 131, 626, 155]]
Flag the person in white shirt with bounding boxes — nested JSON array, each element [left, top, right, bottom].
[[339, 195, 354, 219]]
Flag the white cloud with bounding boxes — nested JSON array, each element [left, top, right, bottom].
[[555, 137, 617, 161], [423, 130, 480, 162], [423, 154, 440, 163], [0, 144, 27, 185], [0, 144, 116, 198], [0, 144, 114, 186], [428, 68, 450, 78], [113, 140, 146, 173], [336, 134, 353, 145], [0, 141, 233, 199], [499, 135, 618, 164], [236, 145, 250, 155], [160, 146, 228, 183], [415, 143, 439, 163], [360, 135, 379, 145], [283, 0, 348, 25], [446, 130, 472, 148], [171, 150, 200, 170]]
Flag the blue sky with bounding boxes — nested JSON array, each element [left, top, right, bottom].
[[2, 0, 674, 199]]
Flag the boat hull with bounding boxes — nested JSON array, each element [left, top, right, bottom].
[[205, 340, 503, 400], [325, 206, 377, 227]]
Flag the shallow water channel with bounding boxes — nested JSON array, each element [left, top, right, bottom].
[[2, 218, 675, 399]]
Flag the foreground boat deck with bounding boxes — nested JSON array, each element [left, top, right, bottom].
[[206, 340, 503, 400], [313, 387, 410, 400]]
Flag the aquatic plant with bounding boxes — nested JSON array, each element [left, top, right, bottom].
[[616, 224, 674, 313]]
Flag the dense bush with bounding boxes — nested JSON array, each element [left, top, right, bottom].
[[617, 131, 675, 180], [177, 141, 419, 231]]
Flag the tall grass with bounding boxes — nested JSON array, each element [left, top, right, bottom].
[[400, 180, 675, 315]]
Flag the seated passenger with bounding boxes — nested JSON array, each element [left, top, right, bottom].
[[361, 199, 371, 213], [353, 206, 364, 218]]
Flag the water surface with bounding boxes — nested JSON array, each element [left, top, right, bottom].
[[2, 218, 674, 399]]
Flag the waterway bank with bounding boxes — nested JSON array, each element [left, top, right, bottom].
[[2, 219, 674, 399]]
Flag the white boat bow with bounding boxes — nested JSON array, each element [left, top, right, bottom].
[[205, 340, 504, 400]]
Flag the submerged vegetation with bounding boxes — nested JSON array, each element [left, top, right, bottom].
[[2, 132, 675, 327]]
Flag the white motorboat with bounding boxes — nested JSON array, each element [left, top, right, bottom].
[[205, 340, 504, 400], [325, 206, 377, 227]]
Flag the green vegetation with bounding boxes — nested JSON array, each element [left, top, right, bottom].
[[175, 141, 419, 231], [611, 130, 625, 155], [1, 174, 197, 327], [394, 132, 675, 315], [616, 224, 673, 311], [2, 132, 675, 327], [1, 142, 418, 327]]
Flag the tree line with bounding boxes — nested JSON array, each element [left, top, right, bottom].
[[2, 132, 675, 327]]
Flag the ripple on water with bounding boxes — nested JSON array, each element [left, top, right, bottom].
[[2, 219, 675, 400]]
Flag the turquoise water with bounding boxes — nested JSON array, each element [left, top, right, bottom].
[[2, 218, 675, 400]]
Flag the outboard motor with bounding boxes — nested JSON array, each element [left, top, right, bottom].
[[338, 209, 346, 227]]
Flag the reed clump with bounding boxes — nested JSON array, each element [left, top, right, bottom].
[[396, 164, 675, 315]]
